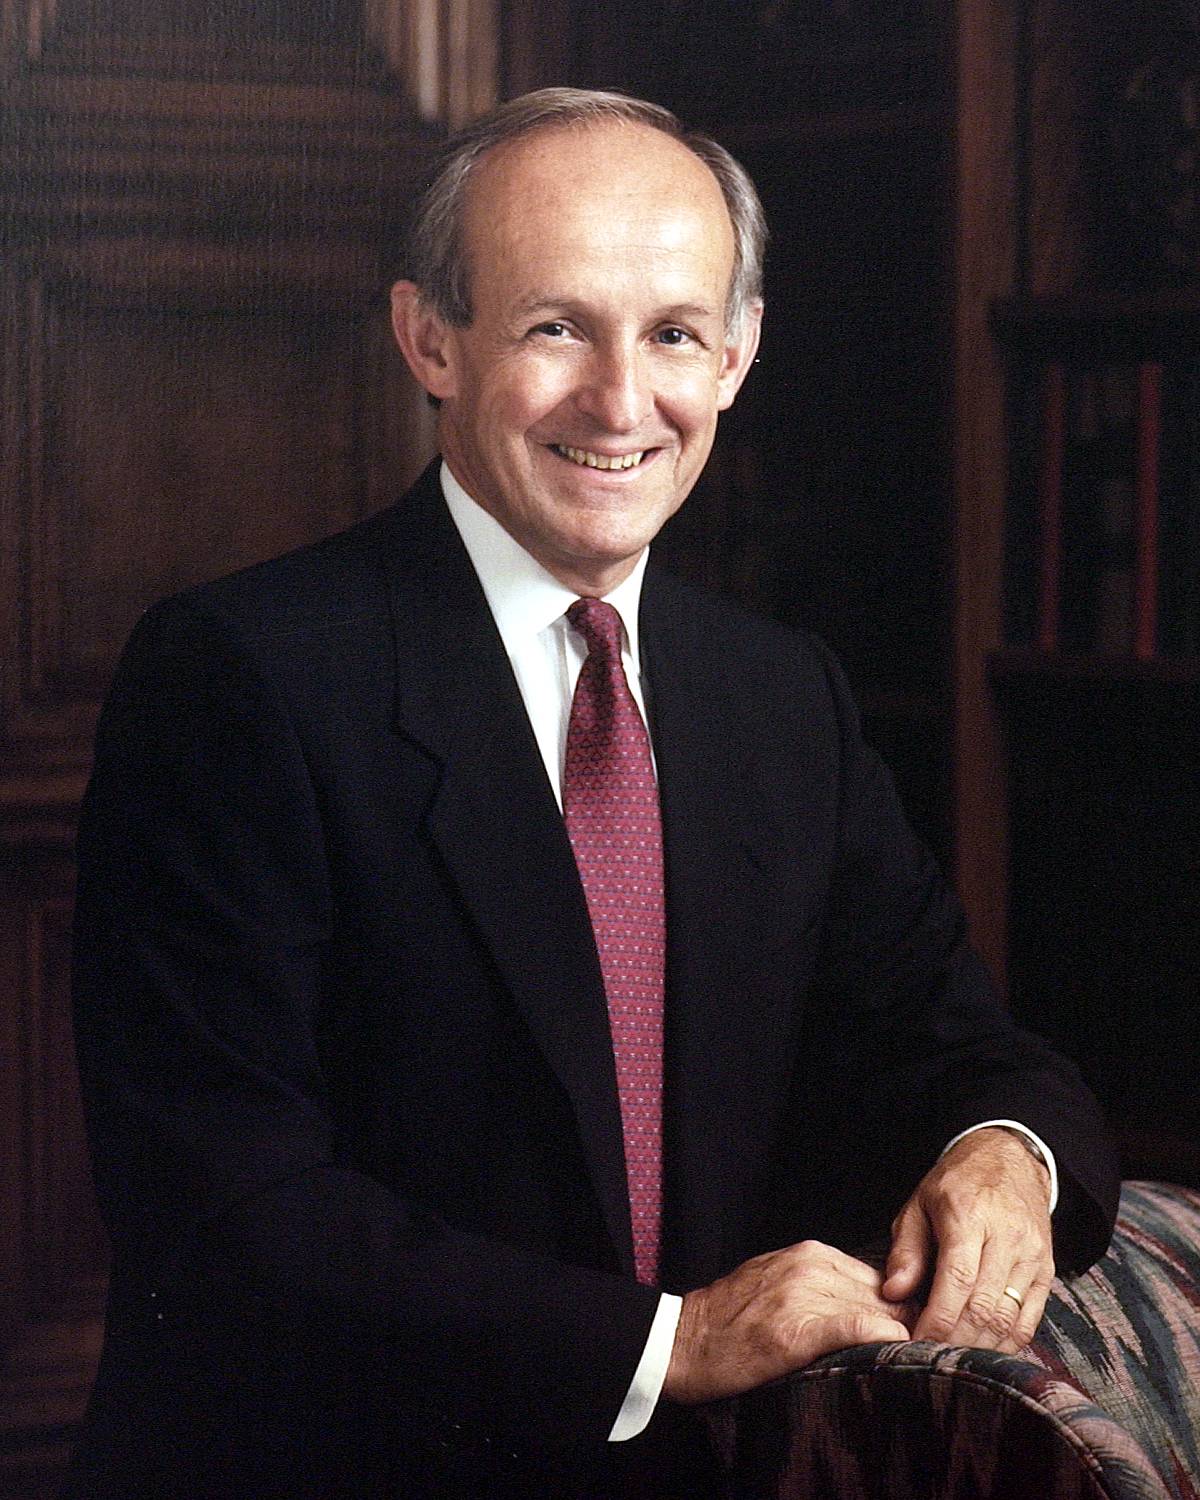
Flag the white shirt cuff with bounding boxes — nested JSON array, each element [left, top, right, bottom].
[[940, 1119, 1059, 1212], [608, 1292, 683, 1441]]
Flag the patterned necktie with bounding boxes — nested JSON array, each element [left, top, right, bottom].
[[563, 597, 665, 1287]]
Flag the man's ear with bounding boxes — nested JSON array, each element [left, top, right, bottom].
[[715, 301, 763, 412], [390, 280, 459, 402]]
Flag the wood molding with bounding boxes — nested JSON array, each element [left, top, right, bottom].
[[4, 0, 498, 126], [17, 889, 105, 1310], [2, 82, 434, 246], [1025, 0, 1088, 295], [0, 1311, 103, 1500], [13, 0, 396, 87]]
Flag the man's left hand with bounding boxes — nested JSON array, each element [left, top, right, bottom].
[[881, 1127, 1054, 1352]]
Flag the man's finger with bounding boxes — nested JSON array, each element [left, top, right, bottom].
[[911, 1231, 984, 1343], [810, 1311, 912, 1362], [816, 1241, 898, 1288], [997, 1265, 1054, 1353], [773, 1242, 913, 1316], [882, 1200, 933, 1301], [939, 1238, 1029, 1350]]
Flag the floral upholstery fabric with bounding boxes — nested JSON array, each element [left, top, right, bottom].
[[703, 1181, 1200, 1499]]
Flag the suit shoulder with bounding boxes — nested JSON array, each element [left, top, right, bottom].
[[146, 463, 447, 656], [644, 564, 842, 686], [162, 504, 402, 646]]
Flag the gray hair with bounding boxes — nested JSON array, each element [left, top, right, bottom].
[[403, 87, 767, 339]]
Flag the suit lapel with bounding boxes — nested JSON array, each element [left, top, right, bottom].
[[376, 469, 635, 1276]]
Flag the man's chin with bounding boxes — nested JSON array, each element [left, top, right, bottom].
[[532, 530, 657, 595]]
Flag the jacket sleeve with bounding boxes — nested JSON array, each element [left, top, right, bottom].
[[72, 596, 660, 1451], [799, 638, 1120, 1274]]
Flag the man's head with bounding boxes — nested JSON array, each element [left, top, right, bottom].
[[391, 88, 766, 595]]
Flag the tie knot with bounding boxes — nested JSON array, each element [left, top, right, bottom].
[[567, 597, 624, 661]]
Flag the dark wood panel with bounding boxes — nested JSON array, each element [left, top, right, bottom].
[[1, 0, 443, 779], [572, 0, 947, 131], [1, 86, 432, 251], [12, 0, 395, 86], [0, 882, 27, 1355], [0, 856, 103, 1318], [43, 296, 367, 684], [24, 892, 107, 1309], [949, 0, 1020, 986], [5, 0, 496, 117], [0, 854, 104, 1493], [1, 266, 429, 773], [58, 0, 363, 43], [1025, 0, 1090, 295], [0, 1309, 103, 1500]]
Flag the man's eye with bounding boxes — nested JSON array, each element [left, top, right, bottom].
[[656, 327, 690, 346], [532, 321, 569, 338]]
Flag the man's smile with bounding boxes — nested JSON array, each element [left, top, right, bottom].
[[551, 444, 650, 471]]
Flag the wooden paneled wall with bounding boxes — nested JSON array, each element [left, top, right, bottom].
[[1, 3, 496, 1488]]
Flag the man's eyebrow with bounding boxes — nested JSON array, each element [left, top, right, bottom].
[[510, 296, 576, 319], [510, 297, 722, 321], [656, 302, 721, 322]]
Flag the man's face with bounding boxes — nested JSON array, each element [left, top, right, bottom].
[[393, 121, 761, 595]]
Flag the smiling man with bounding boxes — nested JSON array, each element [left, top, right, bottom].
[[68, 90, 1119, 1499], [390, 116, 758, 597]]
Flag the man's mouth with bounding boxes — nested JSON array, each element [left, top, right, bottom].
[[551, 445, 648, 471]]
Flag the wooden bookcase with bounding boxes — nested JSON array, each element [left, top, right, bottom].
[[988, 296, 1200, 1187], [970, 0, 1200, 1185]]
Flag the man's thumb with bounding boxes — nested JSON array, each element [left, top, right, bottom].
[[883, 1202, 931, 1301]]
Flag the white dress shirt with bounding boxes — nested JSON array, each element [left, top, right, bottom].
[[439, 462, 1057, 1443]]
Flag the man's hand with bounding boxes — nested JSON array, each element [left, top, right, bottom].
[[663, 1240, 914, 1405], [882, 1127, 1054, 1353]]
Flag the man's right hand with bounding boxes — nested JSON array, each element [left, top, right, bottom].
[[662, 1240, 914, 1405]]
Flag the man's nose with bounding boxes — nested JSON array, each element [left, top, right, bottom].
[[575, 343, 653, 432]]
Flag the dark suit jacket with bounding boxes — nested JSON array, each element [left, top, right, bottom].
[[67, 463, 1119, 1498]]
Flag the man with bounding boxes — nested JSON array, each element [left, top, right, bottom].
[[68, 89, 1119, 1498]]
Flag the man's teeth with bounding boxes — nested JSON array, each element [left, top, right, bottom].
[[556, 445, 646, 470]]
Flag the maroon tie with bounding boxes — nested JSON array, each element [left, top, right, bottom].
[[563, 597, 665, 1287]]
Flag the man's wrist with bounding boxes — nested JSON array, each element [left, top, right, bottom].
[[608, 1292, 682, 1441], [993, 1125, 1049, 1171], [940, 1120, 1059, 1212]]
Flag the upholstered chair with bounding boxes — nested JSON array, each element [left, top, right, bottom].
[[704, 1181, 1200, 1499]]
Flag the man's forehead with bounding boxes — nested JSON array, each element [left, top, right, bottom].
[[460, 120, 735, 289], [465, 120, 729, 227]]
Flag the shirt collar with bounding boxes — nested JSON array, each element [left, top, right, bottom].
[[439, 460, 648, 662]]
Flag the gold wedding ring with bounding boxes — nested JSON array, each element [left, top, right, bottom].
[[1001, 1285, 1024, 1310]]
